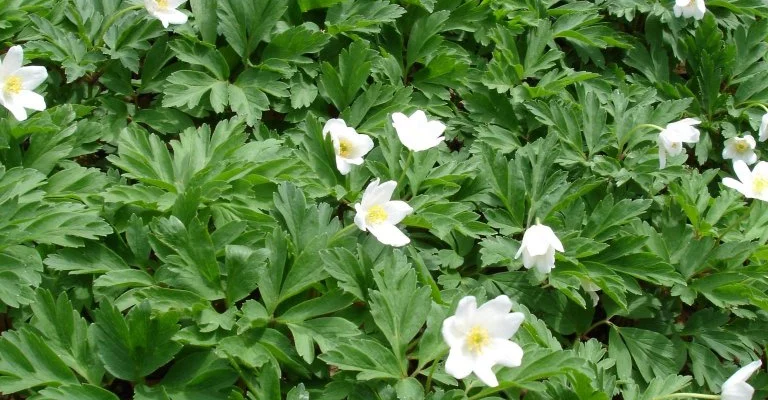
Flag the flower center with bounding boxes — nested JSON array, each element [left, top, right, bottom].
[[466, 326, 490, 354], [4, 76, 21, 94], [753, 176, 768, 194], [338, 139, 352, 158], [366, 205, 388, 225], [156, 0, 169, 9], [735, 141, 749, 153]]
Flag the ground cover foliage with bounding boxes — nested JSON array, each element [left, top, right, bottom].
[[1, 0, 768, 399]]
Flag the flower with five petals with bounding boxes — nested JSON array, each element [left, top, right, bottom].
[[441, 295, 525, 387], [391, 110, 446, 152], [0, 46, 47, 121], [322, 118, 374, 175], [353, 179, 413, 247], [723, 135, 758, 165]]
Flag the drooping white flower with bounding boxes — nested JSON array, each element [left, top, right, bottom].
[[353, 179, 413, 247], [721, 360, 762, 400], [658, 118, 701, 169], [0, 46, 47, 121], [441, 295, 525, 387], [144, 0, 188, 28], [759, 113, 768, 142], [723, 135, 758, 165], [514, 223, 564, 274], [322, 118, 374, 175], [391, 110, 446, 152], [723, 160, 768, 202], [673, 0, 706, 20]]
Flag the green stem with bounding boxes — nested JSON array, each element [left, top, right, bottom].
[[329, 223, 358, 245], [94, 5, 143, 48], [619, 123, 665, 156], [738, 101, 768, 114], [424, 354, 442, 393], [397, 152, 414, 189], [652, 393, 720, 400], [467, 381, 521, 400], [227, 356, 260, 396]]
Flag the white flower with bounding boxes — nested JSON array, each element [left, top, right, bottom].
[[322, 119, 374, 175], [721, 360, 762, 400], [673, 0, 706, 20], [514, 223, 564, 274], [391, 110, 446, 152], [353, 179, 413, 247], [723, 160, 768, 202], [759, 113, 768, 142], [0, 46, 47, 121], [658, 118, 701, 169], [723, 135, 758, 165], [441, 295, 525, 387], [144, 0, 188, 28]]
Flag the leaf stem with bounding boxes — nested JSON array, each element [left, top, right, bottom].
[[227, 356, 260, 396], [467, 381, 522, 399], [329, 223, 358, 245], [651, 393, 720, 400], [397, 152, 414, 190], [94, 5, 143, 48]]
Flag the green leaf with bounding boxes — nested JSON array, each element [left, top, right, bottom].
[[318, 40, 374, 111], [369, 251, 431, 362], [217, 0, 288, 60], [169, 38, 230, 80], [406, 11, 450, 70], [0, 328, 78, 394], [319, 338, 403, 380], [92, 301, 182, 381], [612, 326, 681, 383], [28, 290, 104, 385], [32, 384, 120, 400]]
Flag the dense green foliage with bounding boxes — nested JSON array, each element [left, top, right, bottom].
[[1, 0, 768, 398]]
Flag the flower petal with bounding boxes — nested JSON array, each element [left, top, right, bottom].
[[2, 96, 28, 121], [158, 9, 188, 25], [485, 339, 524, 368], [445, 346, 474, 380], [1, 46, 23, 76], [722, 178, 745, 193], [723, 360, 762, 388], [367, 223, 410, 247], [353, 204, 367, 231], [441, 316, 464, 348], [15, 91, 45, 111], [335, 157, 352, 175], [426, 120, 447, 138], [472, 359, 499, 387], [16, 66, 47, 90], [323, 118, 348, 137], [734, 160, 753, 184], [169, 0, 187, 7], [484, 312, 525, 339], [363, 180, 397, 207], [410, 110, 428, 124], [383, 200, 412, 224]]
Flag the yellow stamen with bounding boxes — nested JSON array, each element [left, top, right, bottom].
[[156, 0, 169, 9], [735, 141, 749, 153], [338, 140, 352, 158], [366, 205, 388, 225], [4, 76, 21, 95], [753, 176, 768, 194], [466, 326, 490, 354]]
